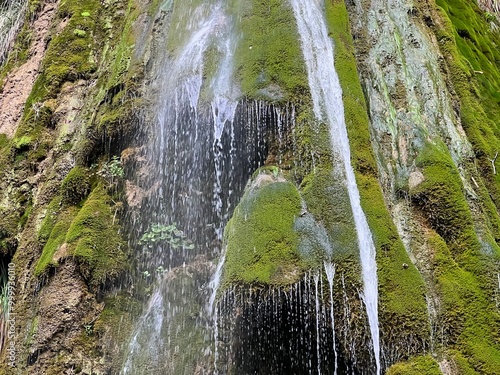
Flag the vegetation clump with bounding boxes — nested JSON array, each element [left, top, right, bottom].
[[139, 223, 194, 250], [223, 170, 304, 285], [228, 0, 308, 99], [61, 166, 91, 205], [386, 355, 441, 375], [35, 186, 127, 287], [65, 185, 127, 287]]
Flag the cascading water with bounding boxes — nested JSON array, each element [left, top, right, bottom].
[[216, 273, 341, 374], [122, 3, 240, 373], [0, 0, 28, 64], [122, 0, 296, 373], [290, 0, 381, 373], [122, 0, 384, 372]]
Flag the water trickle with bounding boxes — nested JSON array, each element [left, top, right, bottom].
[[209, 15, 238, 242], [208, 247, 227, 374], [122, 286, 166, 374], [324, 261, 338, 375], [314, 272, 322, 374], [216, 271, 349, 373], [290, 0, 381, 373]]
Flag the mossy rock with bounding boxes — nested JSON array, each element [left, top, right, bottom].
[[386, 355, 441, 375], [65, 185, 127, 286], [223, 170, 304, 286], [61, 166, 91, 205], [432, 0, 500, 213], [409, 141, 480, 257], [228, 0, 308, 100], [35, 185, 127, 286], [324, 0, 431, 359], [26, 0, 102, 105], [35, 205, 79, 276]]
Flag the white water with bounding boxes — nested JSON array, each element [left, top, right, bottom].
[[123, 3, 238, 373], [122, 287, 165, 374], [324, 261, 338, 375], [208, 247, 227, 374], [0, 0, 28, 63], [314, 272, 322, 374], [210, 18, 238, 241], [290, 1, 381, 373]]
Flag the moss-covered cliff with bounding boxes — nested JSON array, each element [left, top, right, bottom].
[[0, 0, 153, 373], [0, 0, 499, 374]]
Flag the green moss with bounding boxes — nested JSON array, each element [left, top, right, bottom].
[[35, 185, 127, 285], [223, 171, 303, 285], [0, 209, 20, 254], [73, 28, 87, 37], [410, 142, 480, 257], [38, 196, 63, 243], [0, 134, 11, 175], [300, 167, 357, 258], [76, 0, 145, 159], [13, 135, 32, 151], [228, 0, 308, 99], [35, 206, 79, 276], [386, 355, 441, 375], [26, 0, 102, 105], [428, 233, 500, 374], [432, 0, 500, 212], [61, 166, 91, 205], [65, 185, 127, 286]]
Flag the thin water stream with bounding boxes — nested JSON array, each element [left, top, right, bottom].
[[290, 0, 381, 373]]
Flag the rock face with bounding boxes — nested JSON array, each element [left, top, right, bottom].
[[0, 0, 498, 374]]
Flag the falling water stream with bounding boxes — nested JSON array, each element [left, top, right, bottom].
[[123, 0, 382, 373], [324, 261, 338, 375], [290, 0, 381, 373]]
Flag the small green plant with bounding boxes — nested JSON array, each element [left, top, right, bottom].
[[139, 223, 195, 250], [83, 323, 93, 336], [81, 11, 91, 17], [97, 156, 124, 186], [73, 29, 86, 37], [13, 135, 31, 150]]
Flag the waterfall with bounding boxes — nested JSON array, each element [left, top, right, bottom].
[[216, 273, 340, 373], [121, 2, 239, 373], [290, 1, 381, 373]]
